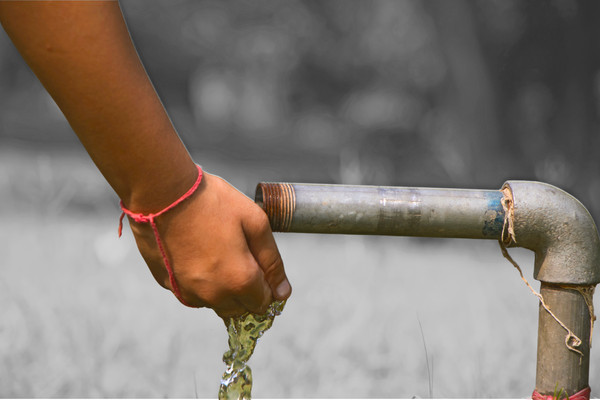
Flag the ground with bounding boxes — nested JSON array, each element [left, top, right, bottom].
[[0, 145, 597, 397]]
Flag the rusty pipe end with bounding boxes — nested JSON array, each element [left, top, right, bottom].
[[502, 180, 600, 285], [255, 183, 296, 232]]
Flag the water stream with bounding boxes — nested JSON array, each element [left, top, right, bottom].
[[218, 300, 286, 400]]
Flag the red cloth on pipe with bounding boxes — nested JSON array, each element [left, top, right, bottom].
[[532, 386, 590, 400]]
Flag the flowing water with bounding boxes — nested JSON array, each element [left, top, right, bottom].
[[218, 300, 286, 400]]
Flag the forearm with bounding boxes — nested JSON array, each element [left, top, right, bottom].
[[0, 0, 197, 212]]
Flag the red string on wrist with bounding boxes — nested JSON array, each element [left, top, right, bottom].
[[118, 164, 203, 306]]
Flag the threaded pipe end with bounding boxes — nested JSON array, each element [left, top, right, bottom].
[[255, 183, 296, 232]]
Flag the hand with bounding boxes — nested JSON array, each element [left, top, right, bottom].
[[0, 2, 292, 319], [126, 172, 292, 319]]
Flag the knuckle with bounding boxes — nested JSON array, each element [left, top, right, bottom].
[[262, 255, 284, 279], [256, 209, 270, 228], [173, 263, 218, 308], [249, 206, 271, 232], [231, 266, 261, 294]]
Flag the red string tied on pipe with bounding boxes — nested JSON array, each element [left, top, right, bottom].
[[532, 387, 590, 400]]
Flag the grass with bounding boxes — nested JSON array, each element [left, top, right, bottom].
[[0, 145, 598, 397], [417, 315, 433, 398]]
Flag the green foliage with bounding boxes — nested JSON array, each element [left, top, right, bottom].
[[553, 382, 570, 400]]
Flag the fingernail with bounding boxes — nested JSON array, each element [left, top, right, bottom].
[[275, 280, 291, 299]]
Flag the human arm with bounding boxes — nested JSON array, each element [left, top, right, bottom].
[[0, 0, 291, 317]]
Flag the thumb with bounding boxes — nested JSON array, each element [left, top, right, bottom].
[[243, 209, 292, 300]]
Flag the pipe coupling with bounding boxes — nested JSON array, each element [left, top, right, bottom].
[[502, 181, 600, 285]]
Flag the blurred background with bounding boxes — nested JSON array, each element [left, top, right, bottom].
[[1, 0, 599, 397]]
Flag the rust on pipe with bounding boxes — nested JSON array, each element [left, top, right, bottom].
[[257, 182, 296, 232]]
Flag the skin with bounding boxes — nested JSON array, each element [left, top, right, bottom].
[[0, 0, 291, 319]]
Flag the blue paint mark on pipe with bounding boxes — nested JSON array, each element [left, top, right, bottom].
[[482, 191, 505, 238]]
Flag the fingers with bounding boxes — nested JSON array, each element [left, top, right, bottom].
[[134, 222, 274, 316], [234, 255, 273, 314], [176, 254, 272, 316], [212, 268, 271, 320], [243, 208, 292, 301]]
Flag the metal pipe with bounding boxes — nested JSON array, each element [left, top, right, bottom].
[[255, 180, 600, 397], [501, 181, 600, 286], [256, 183, 505, 239], [501, 181, 600, 396], [536, 283, 591, 395]]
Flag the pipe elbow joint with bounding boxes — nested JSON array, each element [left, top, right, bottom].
[[502, 180, 600, 285]]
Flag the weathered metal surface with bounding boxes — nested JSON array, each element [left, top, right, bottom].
[[256, 183, 504, 239], [535, 283, 591, 395], [503, 181, 600, 286], [256, 180, 600, 395]]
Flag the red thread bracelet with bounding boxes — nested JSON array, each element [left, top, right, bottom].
[[118, 164, 203, 306]]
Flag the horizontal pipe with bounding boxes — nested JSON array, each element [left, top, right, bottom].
[[256, 183, 505, 240]]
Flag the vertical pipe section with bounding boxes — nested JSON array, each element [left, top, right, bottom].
[[256, 183, 505, 239], [536, 283, 591, 394]]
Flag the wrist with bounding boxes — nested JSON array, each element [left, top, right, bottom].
[[120, 158, 200, 214]]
